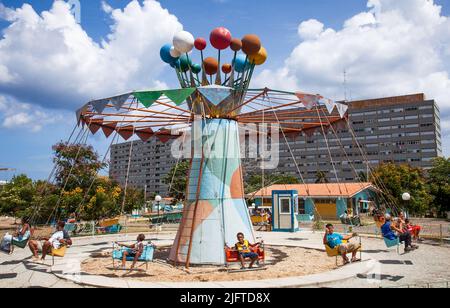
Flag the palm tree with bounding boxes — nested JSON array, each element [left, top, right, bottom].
[[315, 171, 329, 184]]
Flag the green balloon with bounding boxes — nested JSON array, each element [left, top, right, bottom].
[[179, 54, 192, 72], [191, 63, 202, 74]]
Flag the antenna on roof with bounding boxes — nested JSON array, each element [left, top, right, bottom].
[[343, 69, 348, 102]]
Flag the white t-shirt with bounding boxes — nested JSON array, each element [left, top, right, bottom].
[[49, 231, 64, 249]]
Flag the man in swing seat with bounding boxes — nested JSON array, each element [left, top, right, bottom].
[[29, 221, 72, 262], [234, 232, 262, 270], [324, 224, 361, 265]]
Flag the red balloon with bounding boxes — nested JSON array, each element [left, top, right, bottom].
[[194, 38, 207, 51], [222, 63, 232, 74], [210, 27, 232, 50]]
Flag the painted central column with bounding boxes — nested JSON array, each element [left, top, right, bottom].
[[169, 118, 256, 265]]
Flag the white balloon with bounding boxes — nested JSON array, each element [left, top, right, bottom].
[[173, 31, 194, 54], [170, 46, 181, 58], [402, 192, 411, 201]]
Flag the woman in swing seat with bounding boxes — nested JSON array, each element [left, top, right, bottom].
[[29, 221, 72, 262], [1, 217, 32, 253], [381, 214, 417, 252]]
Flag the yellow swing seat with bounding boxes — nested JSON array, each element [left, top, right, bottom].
[[50, 245, 68, 265]]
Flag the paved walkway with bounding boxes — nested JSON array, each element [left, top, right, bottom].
[[1, 231, 449, 288]]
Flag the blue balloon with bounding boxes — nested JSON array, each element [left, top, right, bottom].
[[233, 54, 250, 73], [160, 44, 177, 64]]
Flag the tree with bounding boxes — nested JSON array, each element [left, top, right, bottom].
[[245, 173, 300, 195], [0, 175, 35, 219], [163, 160, 190, 204], [315, 171, 329, 184], [370, 163, 431, 215], [428, 157, 450, 217], [52, 142, 107, 192]]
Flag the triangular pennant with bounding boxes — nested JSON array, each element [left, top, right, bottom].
[[90, 98, 110, 114], [110, 93, 131, 110], [117, 125, 134, 140], [336, 103, 349, 118], [88, 119, 103, 135], [102, 122, 117, 138], [197, 85, 233, 106], [133, 91, 163, 108], [164, 88, 196, 105], [76, 104, 89, 126], [296, 92, 319, 110], [322, 98, 336, 115], [136, 128, 154, 142]]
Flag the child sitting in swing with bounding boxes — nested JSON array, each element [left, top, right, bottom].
[[234, 232, 262, 270], [115, 234, 146, 271]]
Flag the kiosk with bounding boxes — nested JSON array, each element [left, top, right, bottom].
[[272, 190, 299, 232]]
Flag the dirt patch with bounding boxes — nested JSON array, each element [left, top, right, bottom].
[[81, 246, 337, 283]]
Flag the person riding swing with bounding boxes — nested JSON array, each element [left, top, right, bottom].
[[234, 232, 262, 270]]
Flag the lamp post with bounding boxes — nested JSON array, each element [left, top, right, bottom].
[[155, 195, 162, 220], [402, 192, 411, 217]]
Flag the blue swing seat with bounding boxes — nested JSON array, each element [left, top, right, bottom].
[[112, 244, 155, 269]]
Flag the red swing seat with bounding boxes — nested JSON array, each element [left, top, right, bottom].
[[225, 246, 265, 263]]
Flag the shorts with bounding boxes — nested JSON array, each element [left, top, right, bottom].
[[338, 243, 361, 254], [240, 252, 258, 259]]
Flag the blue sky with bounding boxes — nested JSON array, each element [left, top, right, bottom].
[[0, 0, 449, 181]]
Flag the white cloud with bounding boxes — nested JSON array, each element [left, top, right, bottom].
[[253, 0, 450, 155], [0, 0, 183, 112], [0, 95, 63, 132]]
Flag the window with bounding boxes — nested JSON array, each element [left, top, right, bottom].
[[279, 197, 291, 214], [298, 199, 306, 214]]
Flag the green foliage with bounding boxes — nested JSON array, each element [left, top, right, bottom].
[[163, 160, 190, 204], [370, 163, 432, 215], [315, 171, 329, 184], [428, 157, 450, 216], [245, 173, 300, 195], [52, 142, 107, 192]]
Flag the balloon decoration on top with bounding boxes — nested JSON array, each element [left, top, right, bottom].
[[160, 28, 267, 89]]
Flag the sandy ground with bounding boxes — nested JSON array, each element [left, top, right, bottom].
[[81, 245, 337, 283]]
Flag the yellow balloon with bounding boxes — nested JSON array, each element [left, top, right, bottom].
[[248, 47, 268, 65]]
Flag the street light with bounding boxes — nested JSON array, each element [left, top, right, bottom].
[[402, 192, 411, 201], [155, 195, 162, 220]]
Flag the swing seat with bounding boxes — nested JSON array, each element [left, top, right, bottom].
[[112, 245, 155, 270], [106, 224, 122, 233], [12, 238, 30, 249], [51, 245, 67, 257], [64, 223, 77, 233], [225, 246, 265, 263], [99, 218, 120, 228], [383, 237, 400, 248]]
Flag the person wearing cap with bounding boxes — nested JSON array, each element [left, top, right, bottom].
[[381, 214, 417, 252]]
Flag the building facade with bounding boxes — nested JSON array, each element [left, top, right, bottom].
[[243, 93, 442, 183], [109, 93, 442, 196]]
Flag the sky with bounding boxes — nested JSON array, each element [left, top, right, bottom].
[[0, 0, 449, 181]]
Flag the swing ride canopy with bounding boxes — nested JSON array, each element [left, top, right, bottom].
[[74, 27, 351, 267]]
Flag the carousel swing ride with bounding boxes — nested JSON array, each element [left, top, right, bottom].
[[74, 27, 352, 268]]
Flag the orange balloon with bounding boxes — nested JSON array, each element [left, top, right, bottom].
[[230, 38, 242, 52], [222, 63, 232, 74], [203, 57, 219, 75], [242, 34, 261, 55]]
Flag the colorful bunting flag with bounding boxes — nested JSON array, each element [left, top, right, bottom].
[[91, 98, 110, 114], [110, 93, 131, 110], [295, 92, 319, 110], [117, 125, 134, 140], [322, 98, 336, 115], [76, 104, 89, 126], [164, 88, 196, 105], [136, 128, 154, 142], [102, 123, 117, 138], [88, 119, 103, 135], [134, 91, 163, 108], [336, 103, 349, 118]]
